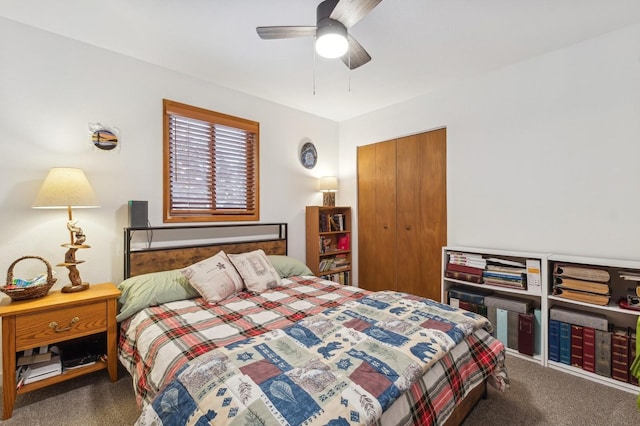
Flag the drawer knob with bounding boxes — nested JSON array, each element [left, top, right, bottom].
[[49, 317, 79, 333]]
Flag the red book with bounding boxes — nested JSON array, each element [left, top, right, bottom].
[[612, 328, 630, 383], [444, 270, 483, 284], [582, 327, 596, 373], [571, 325, 584, 368], [446, 262, 484, 276], [458, 300, 479, 313], [517, 313, 534, 356]]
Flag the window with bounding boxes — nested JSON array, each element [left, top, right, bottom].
[[163, 99, 259, 222]]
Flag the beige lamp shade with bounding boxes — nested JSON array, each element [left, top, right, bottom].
[[33, 168, 99, 209], [318, 176, 338, 193]]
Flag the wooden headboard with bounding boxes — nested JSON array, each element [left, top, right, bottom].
[[124, 223, 288, 278]]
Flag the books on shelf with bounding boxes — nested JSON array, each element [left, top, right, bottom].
[[549, 306, 608, 331], [518, 313, 535, 356], [552, 263, 611, 306], [595, 329, 612, 378], [21, 355, 62, 385], [570, 324, 583, 368], [612, 328, 630, 383], [552, 287, 611, 306], [553, 277, 610, 295], [553, 263, 610, 282], [483, 295, 532, 314], [448, 251, 487, 269], [582, 326, 596, 373], [320, 213, 346, 232]]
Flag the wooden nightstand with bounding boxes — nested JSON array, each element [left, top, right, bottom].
[[0, 282, 120, 419]]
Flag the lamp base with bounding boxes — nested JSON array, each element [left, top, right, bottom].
[[62, 283, 90, 293], [323, 192, 336, 207]]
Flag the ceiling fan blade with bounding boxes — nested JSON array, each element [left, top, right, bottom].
[[330, 0, 382, 28], [341, 34, 371, 69], [256, 26, 316, 39]]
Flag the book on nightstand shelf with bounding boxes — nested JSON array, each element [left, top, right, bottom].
[[21, 355, 62, 385]]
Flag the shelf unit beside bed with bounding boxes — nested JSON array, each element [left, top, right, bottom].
[[441, 246, 549, 365], [305, 206, 352, 285]]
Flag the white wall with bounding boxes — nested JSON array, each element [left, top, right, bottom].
[[0, 18, 340, 288], [339, 22, 640, 285]]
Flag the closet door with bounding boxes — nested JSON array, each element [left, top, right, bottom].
[[396, 129, 447, 300], [357, 141, 397, 292]]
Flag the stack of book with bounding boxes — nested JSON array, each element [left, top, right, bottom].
[[548, 306, 636, 383], [331, 255, 350, 270], [445, 252, 486, 284], [552, 263, 610, 306], [484, 294, 538, 356], [318, 258, 335, 273], [16, 347, 62, 389], [482, 258, 527, 290], [447, 287, 541, 357]]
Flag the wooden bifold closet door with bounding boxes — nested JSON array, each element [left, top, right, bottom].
[[357, 128, 446, 301]]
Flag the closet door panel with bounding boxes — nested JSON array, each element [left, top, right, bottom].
[[374, 141, 397, 290], [357, 144, 378, 290], [396, 129, 447, 301], [357, 141, 397, 292]]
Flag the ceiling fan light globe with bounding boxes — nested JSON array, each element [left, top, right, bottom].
[[316, 33, 348, 58]]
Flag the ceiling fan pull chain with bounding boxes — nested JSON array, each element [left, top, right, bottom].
[[348, 52, 352, 92], [313, 50, 317, 96]]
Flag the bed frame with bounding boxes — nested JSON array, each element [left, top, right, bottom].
[[123, 223, 288, 278], [121, 222, 486, 424]]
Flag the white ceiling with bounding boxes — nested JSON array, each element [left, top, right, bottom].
[[3, 1, 640, 122]]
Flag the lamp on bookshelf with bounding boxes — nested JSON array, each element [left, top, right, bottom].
[[318, 176, 338, 206]]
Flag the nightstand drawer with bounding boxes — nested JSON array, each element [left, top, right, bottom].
[[15, 301, 107, 349]]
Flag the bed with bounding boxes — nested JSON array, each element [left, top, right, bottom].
[[118, 224, 507, 425]]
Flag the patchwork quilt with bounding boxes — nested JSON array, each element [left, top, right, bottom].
[[119, 277, 368, 406], [136, 290, 496, 425]]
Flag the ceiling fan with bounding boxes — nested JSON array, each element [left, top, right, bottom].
[[256, 0, 382, 70]]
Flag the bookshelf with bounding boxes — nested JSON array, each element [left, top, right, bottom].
[[441, 247, 640, 394], [546, 254, 640, 394], [442, 246, 549, 366], [305, 206, 351, 285]]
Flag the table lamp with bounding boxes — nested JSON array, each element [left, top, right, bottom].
[[33, 168, 99, 292], [319, 176, 338, 206]]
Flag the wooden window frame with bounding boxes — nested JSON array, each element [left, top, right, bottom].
[[163, 99, 260, 223]]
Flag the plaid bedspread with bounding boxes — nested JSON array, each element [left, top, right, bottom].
[[134, 289, 506, 426], [119, 277, 368, 406]]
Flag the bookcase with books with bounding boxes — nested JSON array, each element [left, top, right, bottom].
[[441, 247, 640, 394], [546, 254, 640, 393], [441, 246, 549, 365], [305, 206, 351, 285]]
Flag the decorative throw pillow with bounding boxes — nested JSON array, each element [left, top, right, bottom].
[[116, 269, 200, 322], [180, 251, 244, 303], [228, 249, 282, 292], [267, 255, 313, 278]]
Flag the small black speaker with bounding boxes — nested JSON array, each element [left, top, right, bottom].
[[128, 201, 148, 228]]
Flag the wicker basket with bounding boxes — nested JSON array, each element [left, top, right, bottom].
[[2, 256, 57, 301]]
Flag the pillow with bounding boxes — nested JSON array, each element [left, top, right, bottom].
[[267, 255, 313, 278], [180, 251, 244, 303], [116, 269, 200, 322], [228, 249, 282, 292]]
